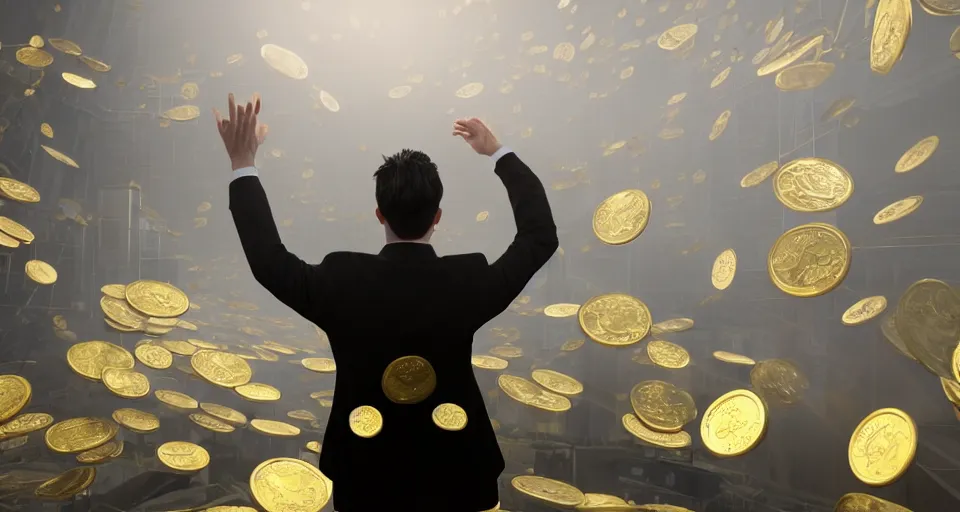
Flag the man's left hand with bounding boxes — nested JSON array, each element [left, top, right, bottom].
[[214, 93, 268, 171]]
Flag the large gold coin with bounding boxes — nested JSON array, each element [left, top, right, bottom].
[[758, 34, 825, 77], [35, 467, 96, 500], [773, 158, 853, 213], [200, 402, 248, 425], [531, 369, 583, 395], [848, 408, 916, 486], [16, 47, 54, 68], [621, 413, 692, 449], [700, 389, 767, 457], [251, 418, 301, 437], [260, 44, 309, 79], [48, 38, 82, 55], [543, 303, 580, 318], [454, 82, 484, 99], [154, 389, 198, 410], [712, 351, 756, 365], [895, 136, 938, 173], [125, 279, 189, 317], [0, 375, 31, 422], [112, 408, 159, 433], [67, 341, 134, 380], [711, 249, 737, 290], [135, 344, 172, 369], [349, 405, 383, 438], [301, 357, 336, 372], [1, 412, 52, 436], [750, 359, 809, 405], [250, 458, 332, 512], [0, 177, 40, 203], [102, 368, 150, 398], [874, 195, 923, 226], [834, 493, 912, 512], [708, 110, 731, 141], [431, 403, 468, 431], [630, 380, 697, 433], [768, 223, 851, 297], [511, 475, 585, 508], [76, 439, 123, 463], [157, 441, 210, 471], [775, 61, 835, 91], [871, 0, 912, 75], [646, 340, 690, 369], [895, 279, 960, 378], [190, 413, 236, 433], [191, 350, 252, 388], [235, 382, 281, 402], [592, 189, 650, 245], [381, 355, 436, 404], [62, 72, 96, 89], [842, 296, 888, 326], [163, 105, 201, 122], [579, 293, 651, 346], [471, 354, 509, 370], [45, 417, 118, 453], [658, 24, 698, 50], [0, 216, 34, 242], [100, 296, 146, 329]]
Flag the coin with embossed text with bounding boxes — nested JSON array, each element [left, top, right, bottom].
[[67, 341, 134, 380], [1, 412, 52, 436], [511, 475, 585, 508], [842, 296, 887, 326], [895, 136, 938, 173], [874, 196, 923, 225], [647, 340, 690, 369], [102, 368, 150, 399], [157, 441, 209, 471], [848, 408, 916, 486], [250, 458, 332, 512], [189, 413, 235, 433], [135, 344, 172, 369], [432, 403, 468, 431], [579, 293, 651, 346], [871, 0, 913, 75], [191, 350, 252, 388], [631, 380, 697, 433], [711, 249, 737, 290], [592, 189, 650, 245], [45, 417, 118, 453], [700, 389, 767, 457], [622, 413, 692, 449], [768, 223, 851, 297], [349, 406, 383, 438], [125, 279, 189, 318], [531, 369, 583, 396], [112, 408, 159, 433], [774, 158, 853, 213]]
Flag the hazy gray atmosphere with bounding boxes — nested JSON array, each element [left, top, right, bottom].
[[0, 0, 958, 510]]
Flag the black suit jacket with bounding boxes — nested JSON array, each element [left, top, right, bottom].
[[229, 152, 558, 511]]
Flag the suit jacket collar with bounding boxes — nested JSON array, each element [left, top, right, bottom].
[[378, 242, 438, 260]]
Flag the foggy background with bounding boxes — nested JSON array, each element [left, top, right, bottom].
[[0, 0, 959, 510]]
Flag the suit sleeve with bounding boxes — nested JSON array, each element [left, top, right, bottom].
[[482, 152, 559, 316], [229, 176, 331, 324]]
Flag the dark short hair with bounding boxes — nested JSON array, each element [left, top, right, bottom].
[[373, 149, 443, 240]]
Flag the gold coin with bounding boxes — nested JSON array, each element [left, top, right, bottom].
[[471, 354, 509, 370], [318, 90, 340, 112], [236, 382, 281, 402], [821, 97, 857, 122], [455, 82, 484, 99], [0, 177, 40, 203], [100, 283, 126, 299], [250, 458, 332, 512], [349, 406, 383, 438], [102, 368, 150, 399], [708, 110, 731, 141], [848, 408, 916, 486], [40, 144, 79, 168], [45, 417, 118, 453], [651, 318, 694, 334], [578, 493, 636, 511], [543, 303, 580, 318], [157, 441, 210, 471], [48, 38, 82, 55], [191, 349, 252, 388], [260, 43, 309, 79], [79, 55, 111, 72], [646, 340, 690, 369], [621, 413, 692, 449], [553, 42, 576, 62], [631, 380, 697, 433], [163, 105, 200, 122], [773, 158, 853, 213], [942, 376, 960, 407], [873, 195, 923, 225], [154, 389, 198, 410], [750, 359, 809, 405], [24, 260, 56, 284], [162, 340, 197, 356], [251, 345, 279, 361], [592, 189, 650, 245], [301, 357, 336, 372], [894, 136, 938, 173], [658, 127, 685, 140], [667, 92, 687, 105], [579, 293, 652, 346], [67, 341, 134, 380], [531, 369, 584, 396], [711, 249, 736, 290], [561, 339, 585, 351], [431, 403, 468, 431], [511, 475, 585, 507], [919, 0, 960, 14], [287, 409, 316, 421], [200, 402, 248, 425], [100, 296, 146, 329], [112, 408, 159, 433], [125, 279, 189, 317], [305, 440, 321, 453], [712, 351, 756, 365], [0, 231, 20, 248], [0, 216, 35, 242], [0, 375, 30, 423], [62, 72, 96, 89], [758, 35, 825, 77], [768, 223, 851, 297], [35, 467, 96, 500], [871, 0, 913, 75], [709, 67, 731, 89], [775, 61, 835, 91], [700, 389, 767, 457], [895, 279, 960, 378], [1, 412, 52, 436], [490, 344, 523, 358], [76, 439, 123, 463], [189, 413, 235, 433], [952, 26, 960, 55], [260, 342, 296, 355], [381, 355, 437, 404], [180, 82, 199, 99], [134, 344, 172, 370], [15, 47, 54, 68], [387, 85, 412, 99], [842, 296, 888, 326], [658, 24, 698, 50], [178, 320, 199, 331], [834, 493, 911, 512]]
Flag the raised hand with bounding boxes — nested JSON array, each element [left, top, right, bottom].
[[213, 93, 268, 171], [452, 117, 502, 157]]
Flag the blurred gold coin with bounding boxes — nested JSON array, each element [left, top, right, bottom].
[[775, 61, 835, 91], [40, 145, 79, 168], [834, 493, 911, 512], [455, 82, 484, 99], [874, 196, 923, 225], [768, 223, 851, 297], [896, 279, 960, 378], [651, 318, 694, 334], [758, 34, 825, 77], [67, 341, 134, 380], [740, 161, 779, 188], [180, 82, 199, 99], [710, 66, 731, 88], [511, 475, 585, 507], [112, 408, 159, 433], [16, 47, 54, 68], [561, 339, 584, 351], [161, 340, 196, 356], [318, 90, 339, 112], [100, 296, 145, 329], [531, 369, 583, 396], [579, 293, 651, 346], [774, 158, 853, 213], [387, 85, 412, 98], [163, 105, 200, 122], [0, 216, 35, 242], [709, 110, 731, 141], [842, 296, 887, 326], [821, 97, 856, 122], [250, 458, 332, 511], [35, 467, 96, 500], [381, 355, 436, 404], [236, 382, 281, 402], [895, 136, 938, 173], [250, 418, 301, 437], [125, 279, 189, 317], [553, 42, 576, 62], [157, 441, 209, 471], [431, 403, 468, 431], [658, 24, 698, 50], [848, 408, 916, 485], [700, 389, 767, 457], [712, 351, 756, 365], [28, 35, 44, 48], [592, 189, 650, 245], [544, 303, 580, 318], [260, 43, 309, 79], [25, 260, 57, 284], [102, 368, 150, 399], [287, 409, 316, 421], [471, 354, 509, 370], [200, 402, 247, 425], [301, 357, 336, 372], [0, 177, 40, 203], [45, 417, 118, 453], [48, 38, 81, 55], [622, 413, 691, 449], [631, 380, 697, 433], [62, 72, 96, 89], [711, 249, 736, 290], [76, 439, 123, 463], [750, 359, 810, 405], [154, 389, 198, 410], [305, 440, 321, 453], [871, 0, 912, 75], [189, 413, 235, 433], [1, 412, 52, 436], [646, 340, 690, 369], [490, 344, 522, 358], [79, 55, 111, 72], [100, 283, 125, 299]]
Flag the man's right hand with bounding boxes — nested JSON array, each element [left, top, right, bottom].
[[453, 118, 502, 157]]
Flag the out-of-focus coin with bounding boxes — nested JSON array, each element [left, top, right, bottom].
[[0, 177, 40, 203], [432, 403, 468, 431], [79, 55, 111, 72], [750, 359, 809, 405], [125, 279, 189, 317], [305, 441, 321, 453], [651, 318, 694, 334], [45, 417, 118, 453], [848, 408, 916, 486], [67, 341, 134, 380], [561, 339, 585, 351], [160, 340, 196, 356], [112, 408, 159, 433], [261, 44, 309, 79], [62, 72, 96, 89], [34, 467, 96, 500], [511, 475, 585, 507], [821, 97, 857, 122], [381, 355, 436, 404], [713, 351, 756, 365], [102, 368, 150, 399], [287, 409, 316, 421], [842, 296, 887, 326], [40, 145, 79, 168], [710, 67, 731, 89], [48, 38, 82, 55], [881, 314, 916, 361], [189, 413, 235, 433], [544, 303, 580, 318], [191, 350, 252, 388], [895, 279, 960, 378], [834, 493, 911, 512], [154, 390, 198, 410], [76, 439, 123, 463], [163, 105, 200, 122], [455, 82, 484, 99], [0, 375, 30, 423], [895, 136, 938, 173], [387, 85, 412, 99], [301, 357, 336, 372], [622, 413, 692, 449], [773, 158, 853, 213], [758, 34, 825, 77], [871, 0, 912, 75], [490, 344, 523, 358], [135, 344, 172, 369], [157, 441, 209, 471], [646, 340, 690, 369], [180, 82, 199, 99], [16, 47, 54, 68], [471, 354, 509, 370], [200, 402, 248, 425], [775, 61, 835, 91], [0, 412, 52, 436], [553, 42, 576, 62], [579, 293, 651, 346], [711, 249, 737, 290], [531, 369, 583, 396], [631, 380, 697, 433], [873, 196, 923, 225], [235, 382, 281, 402], [498, 374, 541, 404], [658, 24, 698, 50], [0, 216, 35, 242], [700, 389, 767, 457], [250, 458, 332, 512], [592, 189, 650, 245], [349, 406, 383, 438], [709, 110, 731, 141], [768, 223, 851, 297]]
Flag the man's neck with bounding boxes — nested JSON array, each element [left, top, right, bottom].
[[384, 226, 432, 245]]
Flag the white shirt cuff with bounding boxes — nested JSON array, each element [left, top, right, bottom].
[[490, 146, 513, 163], [232, 166, 259, 181]]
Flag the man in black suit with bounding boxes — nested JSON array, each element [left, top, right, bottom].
[[216, 94, 558, 511]]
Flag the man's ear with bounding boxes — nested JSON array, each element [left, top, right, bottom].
[[434, 208, 442, 226], [375, 208, 386, 225]]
